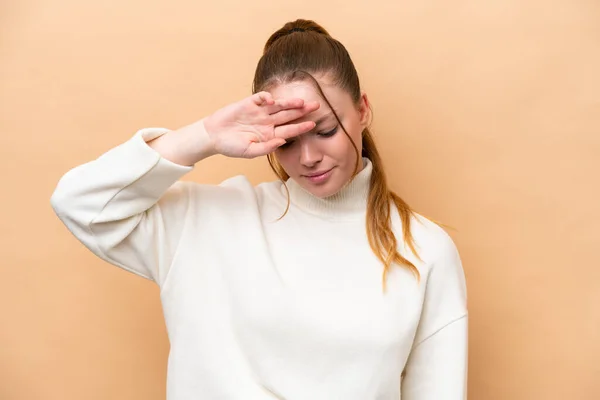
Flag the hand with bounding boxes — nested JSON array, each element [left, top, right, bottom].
[[203, 91, 320, 159]]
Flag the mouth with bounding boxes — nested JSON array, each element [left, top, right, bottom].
[[302, 167, 334, 184]]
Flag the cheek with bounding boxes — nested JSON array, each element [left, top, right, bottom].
[[333, 134, 355, 156], [335, 126, 363, 158]]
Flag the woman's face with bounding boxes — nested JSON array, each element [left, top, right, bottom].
[[270, 76, 370, 198]]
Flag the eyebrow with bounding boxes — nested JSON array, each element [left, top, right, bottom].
[[314, 112, 336, 127]]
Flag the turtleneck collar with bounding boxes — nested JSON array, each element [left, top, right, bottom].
[[285, 158, 372, 220]]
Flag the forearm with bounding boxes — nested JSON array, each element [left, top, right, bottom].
[[147, 118, 216, 166]]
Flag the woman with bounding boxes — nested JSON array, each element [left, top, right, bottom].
[[51, 19, 468, 400]]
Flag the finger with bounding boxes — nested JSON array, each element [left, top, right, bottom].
[[252, 91, 274, 106], [271, 101, 321, 126], [264, 98, 303, 114], [274, 121, 316, 141], [246, 138, 286, 157]]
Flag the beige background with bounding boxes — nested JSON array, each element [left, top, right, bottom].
[[1, 0, 599, 399]]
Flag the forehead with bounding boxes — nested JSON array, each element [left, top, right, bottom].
[[268, 78, 352, 111]]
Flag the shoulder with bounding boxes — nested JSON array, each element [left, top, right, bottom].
[[407, 212, 461, 266]]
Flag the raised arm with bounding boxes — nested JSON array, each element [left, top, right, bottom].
[[50, 93, 320, 285]]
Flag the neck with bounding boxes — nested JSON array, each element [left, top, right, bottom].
[[286, 158, 372, 220]]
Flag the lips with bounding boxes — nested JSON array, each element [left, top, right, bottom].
[[304, 169, 332, 178], [302, 167, 335, 184]]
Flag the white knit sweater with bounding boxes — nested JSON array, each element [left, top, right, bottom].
[[51, 126, 468, 400]]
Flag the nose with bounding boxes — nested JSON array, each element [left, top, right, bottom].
[[299, 138, 323, 168]]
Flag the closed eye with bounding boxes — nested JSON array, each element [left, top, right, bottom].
[[318, 125, 338, 137], [279, 125, 339, 150]]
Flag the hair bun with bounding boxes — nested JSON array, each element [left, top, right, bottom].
[[284, 19, 329, 36], [264, 19, 331, 54]]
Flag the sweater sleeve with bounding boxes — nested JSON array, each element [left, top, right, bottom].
[[401, 231, 468, 399], [50, 127, 194, 285]]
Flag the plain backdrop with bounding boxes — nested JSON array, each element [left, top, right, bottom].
[[1, 0, 599, 399]]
